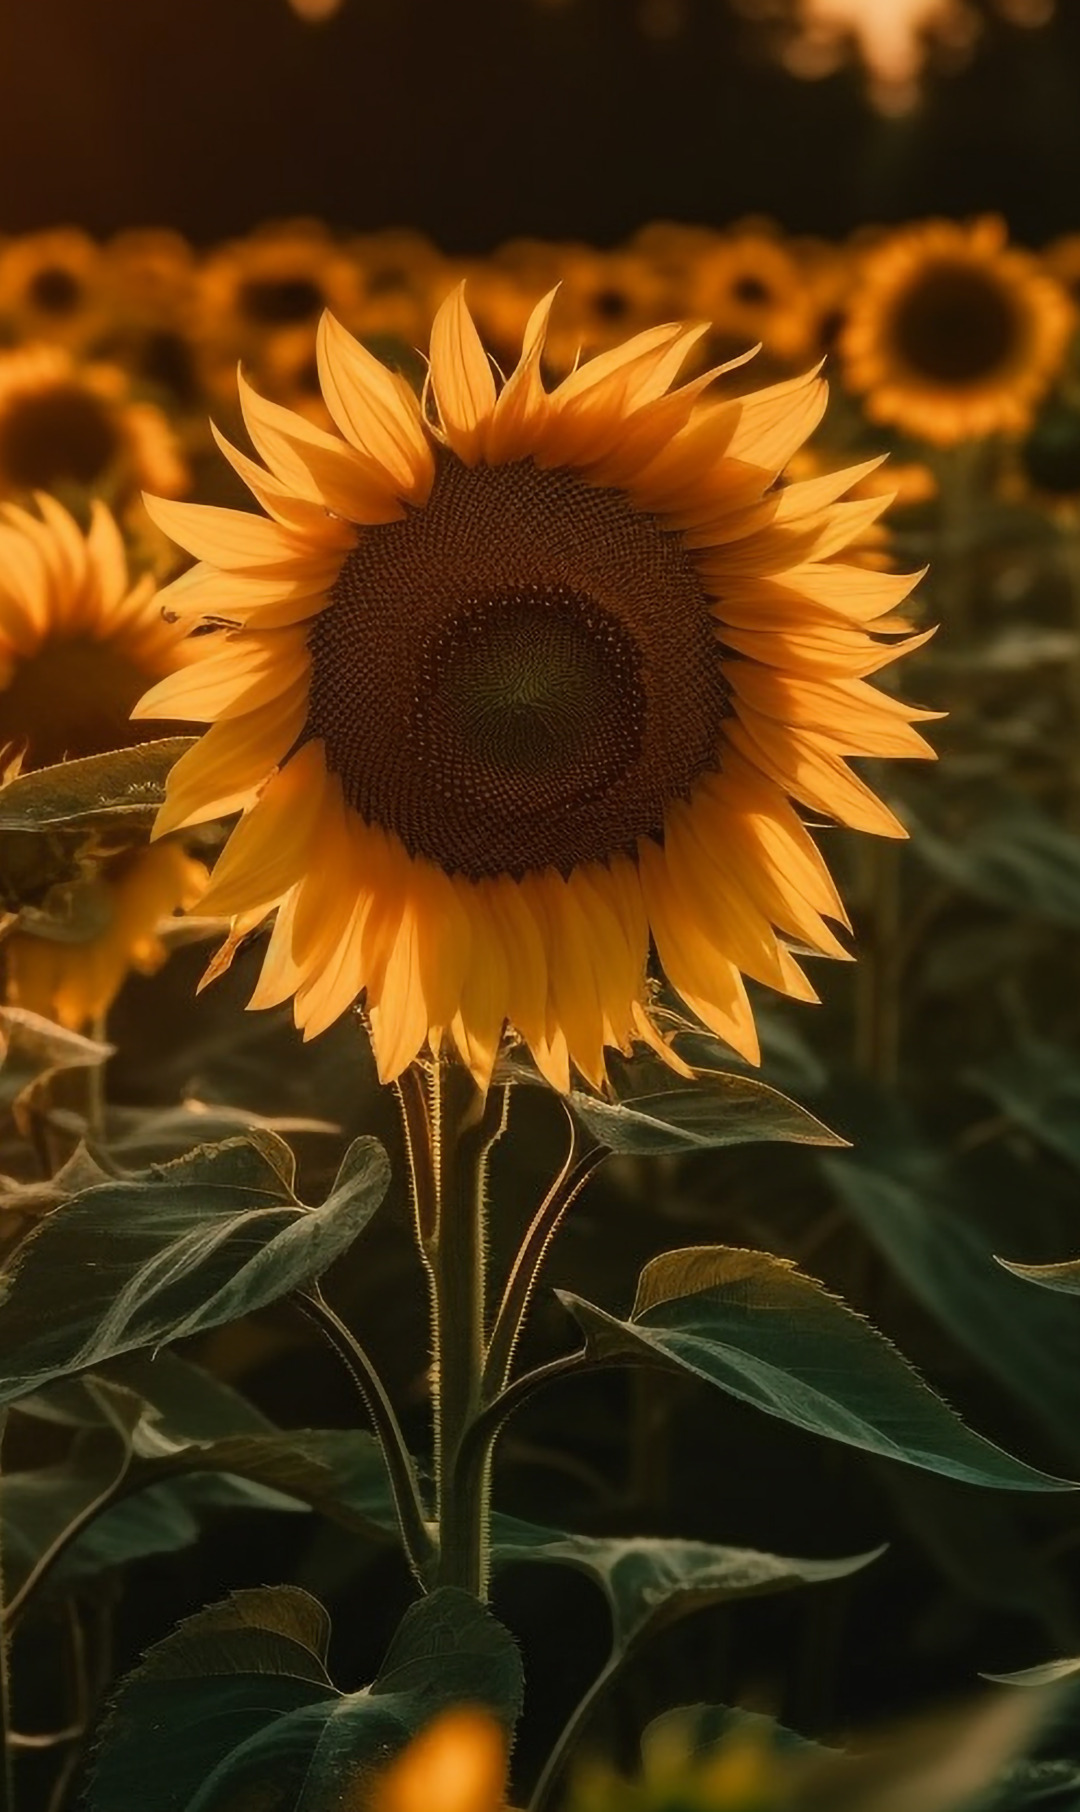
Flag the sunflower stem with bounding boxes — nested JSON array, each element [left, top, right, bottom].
[[292, 1288, 434, 1587], [428, 1062, 508, 1599], [483, 1113, 604, 1399]]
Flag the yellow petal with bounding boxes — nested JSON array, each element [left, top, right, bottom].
[[197, 740, 329, 918], [429, 284, 497, 464], [316, 310, 433, 501]]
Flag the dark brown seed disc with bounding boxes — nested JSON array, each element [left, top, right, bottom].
[[889, 260, 1021, 386], [0, 386, 119, 491], [304, 452, 728, 879]]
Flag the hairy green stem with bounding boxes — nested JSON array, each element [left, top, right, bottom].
[[428, 1064, 508, 1598], [484, 1109, 603, 1398], [293, 1288, 434, 1585]]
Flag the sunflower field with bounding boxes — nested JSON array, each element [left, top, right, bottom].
[[4, 3, 1080, 1810]]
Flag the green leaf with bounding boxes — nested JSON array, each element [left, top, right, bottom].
[[0, 1007, 111, 1134], [568, 1054, 844, 1156], [4, 1360, 323, 1602], [99, 1099, 339, 1170], [0, 1132, 389, 1403], [88, 1585, 523, 1812], [641, 1695, 1058, 1812], [998, 1257, 1080, 1297], [641, 1701, 827, 1769], [968, 1034, 1080, 1173], [492, 1516, 881, 1658], [823, 1153, 1080, 1463], [984, 1659, 1080, 1687], [0, 738, 195, 833], [910, 806, 1080, 929], [559, 1247, 1068, 1491]]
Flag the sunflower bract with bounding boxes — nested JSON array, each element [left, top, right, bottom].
[[136, 287, 937, 1093]]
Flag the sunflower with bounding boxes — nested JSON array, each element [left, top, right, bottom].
[[839, 218, 1074, 446], [0, 497, 205, 1030], [0, 229, 109, 353], [136, 290, 934, 1094], [349, 230, 457, 346], [100, 229, 199, 402], [1044, 232, 1080, 310], [192, 220, 365, 404], [0, 345, 188, 507], [529, 246, 677, 375], [686, 225, 816, 367], [371, 1711, 511, 1812]]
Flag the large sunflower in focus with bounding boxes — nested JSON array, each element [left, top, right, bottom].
[[137, 290, 935, 1092], [840, 218, 1074, 445], [0, 498, 205, 1029]]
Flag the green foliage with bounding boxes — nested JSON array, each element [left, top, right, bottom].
[[0, 1005, 110, 1132], [494, 1518, 880, 1658], [909, 805, 1080, 929], [0, 739, 195, 836], [0, 738, 196, 910], [823, 1147, 1080, 1461], [87, 1585, 523, 1812], [568, 1058, 846, 1156], [560, 1246, 1066, 1489], [0, 1129, 390, 1402]]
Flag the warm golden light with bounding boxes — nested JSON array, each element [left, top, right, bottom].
[[739, 0, 1056, 112], [287, 0, 344, 19]]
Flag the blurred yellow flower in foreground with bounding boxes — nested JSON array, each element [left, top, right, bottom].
[[371, 1711, 511, 1812], [0, 498, 205, 1029], [138, 289, 934, 1094]]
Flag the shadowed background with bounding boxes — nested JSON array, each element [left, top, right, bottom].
[[1, 0, 1079, 248]]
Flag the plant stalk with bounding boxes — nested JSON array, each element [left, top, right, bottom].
[[293, 1288, 434, 1585], [427, 1062, 508, 1598]]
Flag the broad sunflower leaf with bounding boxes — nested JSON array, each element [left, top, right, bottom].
[[491, 1516, 881, 1658], [4, 1359, 322, 1602], [87, 1585, 524, 1812], [559, 1248, 1069, 1491], [0, 1131, 389, 1404], [98, 1098, 339, 1170], [568, 1051, 844, 1156], [823, 1153, 1080, 1463], [0, 737, 195, 833]]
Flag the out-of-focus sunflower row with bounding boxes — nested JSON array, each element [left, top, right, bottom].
[[8, 214, 1080, 529]]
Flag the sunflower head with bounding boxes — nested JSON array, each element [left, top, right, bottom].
[[138, 286, 934, 1094], [687, 226, 816, 366], [0, 497, 205, 1028], [840, 218, 1075, 445], [0, 229, 108, 352], [0, 345, 188, 508]]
